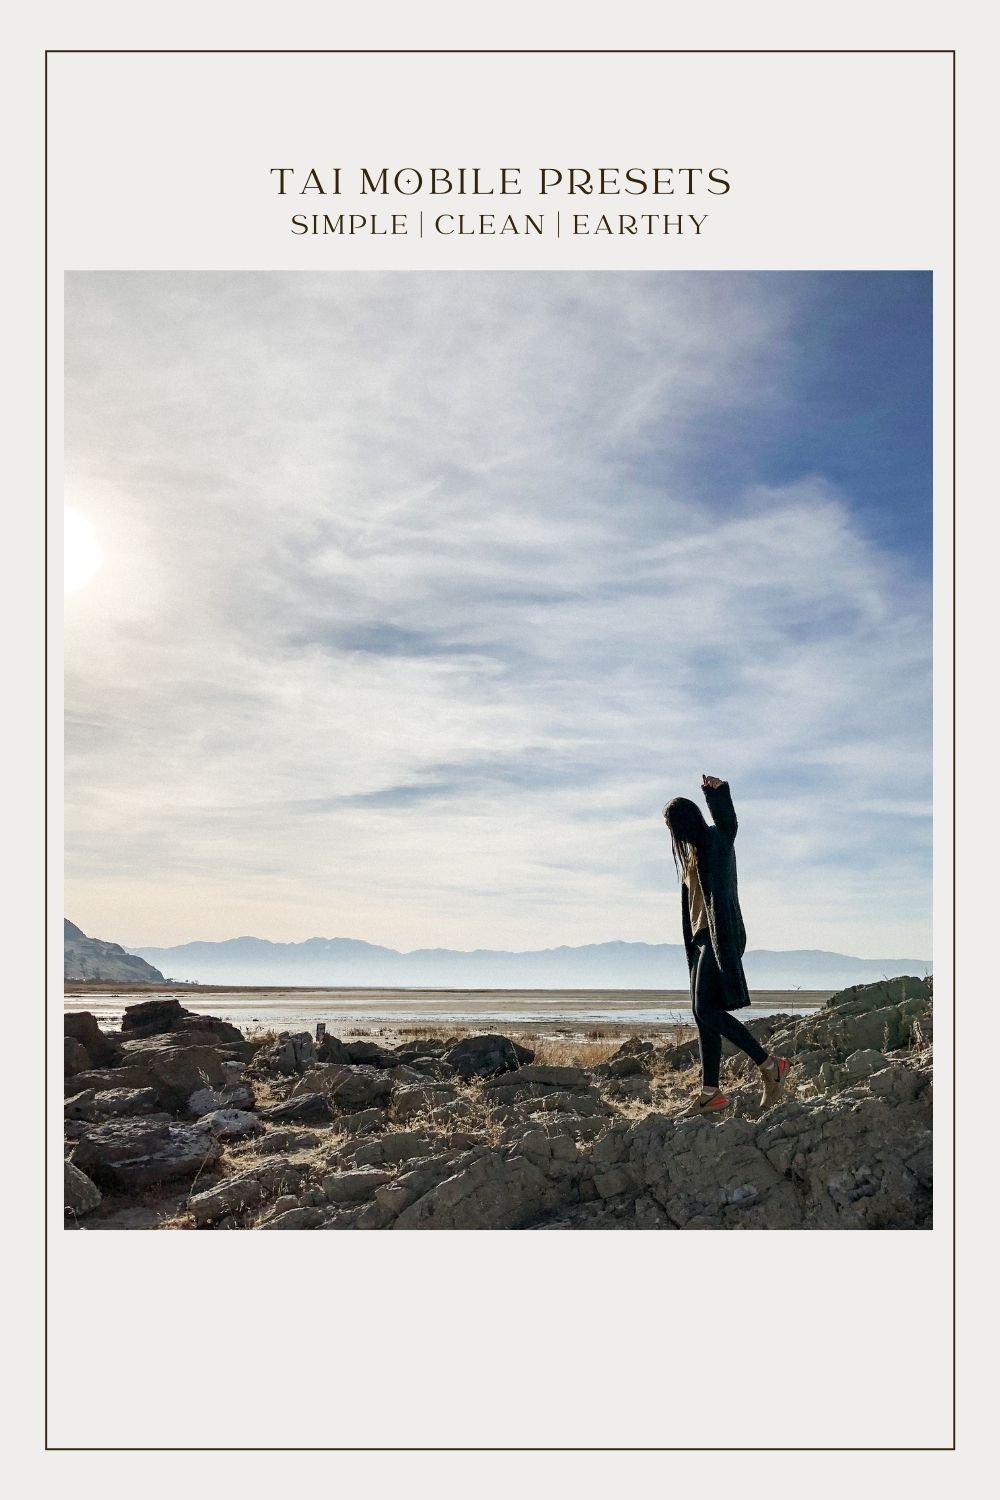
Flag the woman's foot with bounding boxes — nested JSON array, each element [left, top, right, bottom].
[[681, 1089, 731, 1118], [759, 1056, 790, 1108]]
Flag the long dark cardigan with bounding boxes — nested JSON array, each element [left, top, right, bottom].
[[680, 781, 752, 1011]]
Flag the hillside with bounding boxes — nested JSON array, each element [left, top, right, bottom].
[[65, 919, 166, 984]]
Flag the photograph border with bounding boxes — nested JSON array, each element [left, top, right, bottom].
[[43, 46, 959, 1452]]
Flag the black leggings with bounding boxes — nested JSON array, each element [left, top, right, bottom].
[[691, 931, 767, 1088]]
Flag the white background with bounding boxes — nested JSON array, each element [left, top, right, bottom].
[[8, 0, 993, 1486]]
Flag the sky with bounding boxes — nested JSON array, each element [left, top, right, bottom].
[[63, 271, 933, 958]]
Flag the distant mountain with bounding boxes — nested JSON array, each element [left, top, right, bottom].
[[65, 919, 166, 984], [127, 933, 931, 991]]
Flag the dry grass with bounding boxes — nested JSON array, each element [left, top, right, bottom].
[[394, 1025, 461, 1043], [247, 1076, 283, 1110], [160, 1208, 196, 1230], [529, 1036, 620, 1067]]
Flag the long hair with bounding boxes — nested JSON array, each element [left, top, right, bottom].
[[662, 796, 709, 880]]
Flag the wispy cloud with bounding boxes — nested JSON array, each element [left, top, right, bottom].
[[64, 272, 931, 956]]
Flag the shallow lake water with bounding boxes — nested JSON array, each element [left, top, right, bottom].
[[63, 986, 826, 1038]]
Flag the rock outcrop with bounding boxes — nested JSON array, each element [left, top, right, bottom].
[[63, 977, 933, 1231], [64, 918, 166, 984]]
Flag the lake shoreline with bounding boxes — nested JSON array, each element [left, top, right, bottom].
[[64, 983, 827, 1041]]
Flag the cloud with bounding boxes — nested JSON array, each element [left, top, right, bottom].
[[64, 272, 931, 957]]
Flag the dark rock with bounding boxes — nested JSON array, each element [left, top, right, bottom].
[[868, 1064, 925, 1103], [65, 1011, 121, 1066], [342, 1040, 403, 1069], [608, 1037, 655, 1067], [116, 1036, 228, 1109], [373, 1151, 474, 1217], [348, 1199, 399, 1230], [393, 1038, 451, 1060], [187, 1083, 255, 1116], [72, 1117, 222, 1190], [837, 1006, 908, 1055], [259, 1092, 331, 1124], [628, 1113, 802, 1229], [174, 1016, 247, 1046], [72, 1115, 173, 1167], [605, 1054, 647, 1078], [590, 1122, 635, 1166], [189, 1158, 304, 1225], [316, 1033, 350, 1063], [64, 1160, 102, 1217], [64, 1037, 93, 1077], [610, 1074, 935, 1229], [121, 1130, 217, 1190], [657, 1038, 701, 1071], [258, 1207, 325, 1230], [90, 1087, 161, 1117], [594, 1167, 632, 1199], [380, 1131, 433, 1164], [65, 1088, 97, 1121], [342, 1139, 386, 1167], [604, 1075, 653, 1102], [118, 999, 246, 1047], [322, 1168, 392, 1204], [515, 1089, 609, 1118], [120, 998, 186, 1034], [827, 976, 931, 1013], [340, 1107, 387, 1136], [442, 1033, 533, 1080], [400, 1056, 458, 1081], [248, 1128, 321, 1155], [483, 1063, 590, 1094], [248, 1032, 316, 1076], [195, 1108, 264, 1140], [395, 1038, 476, 1062], [290, 1065, 393, 1112], [844, 1049, 887, 1079], [388, 1064, 426, 1085], [392, 1149, 572, 1230], [389, 1084, 457, 1122], [265, 1194, 299, 1218], [427, 1098, 475, 1125], [65, 1066, 153, 1095]]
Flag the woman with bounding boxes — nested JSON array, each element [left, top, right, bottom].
[[663, 774, 789, 1116]]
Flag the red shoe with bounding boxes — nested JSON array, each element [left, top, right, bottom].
[[760, 1056, 790, 1108], [681, 1090, 731, 1118]]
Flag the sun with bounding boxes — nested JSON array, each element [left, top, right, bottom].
[[64, 508, 104, 593]]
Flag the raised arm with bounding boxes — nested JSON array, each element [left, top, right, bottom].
[[701, 774, 738, 845]]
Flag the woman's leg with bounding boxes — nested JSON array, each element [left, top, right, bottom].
[[714, 1006, 768, 1067], [693, 936, 768, 1075], [692, 939, 724, 1089]]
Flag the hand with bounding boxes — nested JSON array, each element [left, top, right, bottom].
[[701, 774, 724, 789]]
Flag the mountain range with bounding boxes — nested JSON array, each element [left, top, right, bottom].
[[124, 933, 931, 990]]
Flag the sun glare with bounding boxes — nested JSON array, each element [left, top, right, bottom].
[[64, 508, 104, 594]]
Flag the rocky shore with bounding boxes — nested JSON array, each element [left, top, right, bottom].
[[63, 976, 932, 1231]]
